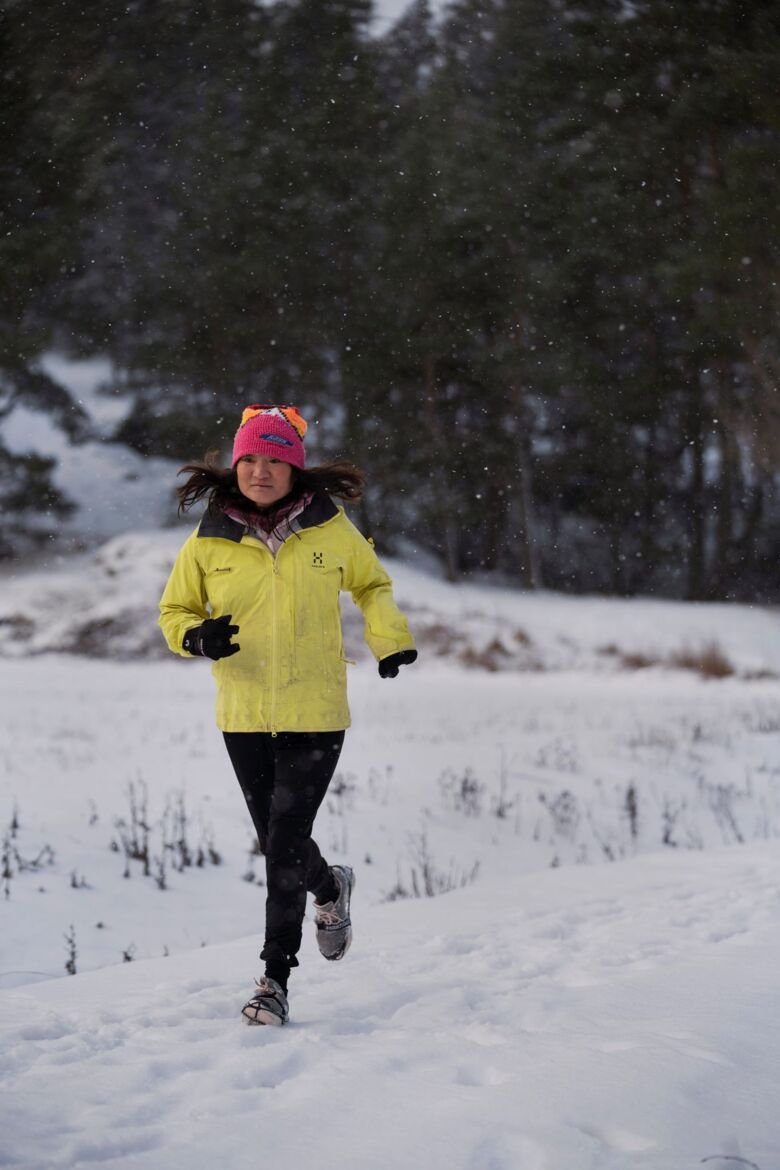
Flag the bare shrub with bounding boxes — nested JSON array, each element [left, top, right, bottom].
[[410, 620, 539, 671], [163, 791, 192, 872], [669, 642, 735, 679], [1, 834, 11, 900], [459, 639, 509, 672], [491, 772, 516, 820], [416, 621, 464, 656], [64, 925, 77, 976], [625, 784, 639, 841], [702, 781, 745, 844], [2, 809, 56, 898], [113, 780, 151, 875], [61, 616, 134, 656], [660, 798, 703, 848], [627, 724, 677, 754], [439, 767, 484, 816], [460, 637, 542, 672], [382, 831, 480, 901], [327, 773, 357, 817], [111, 783, 220, 886], [617, 640, 740, 679], [742, 706, 780, 733], [620, 650, 663, 671], [153, 855, 167, 890], [197, 826, 221, 867], [539, 790, 580, 838], [585, 808, 622, 862], [535, 738, 580, 774]]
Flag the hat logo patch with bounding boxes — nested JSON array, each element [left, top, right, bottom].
[[259, 433, 294, 447]]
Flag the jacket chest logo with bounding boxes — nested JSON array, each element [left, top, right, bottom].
[[312, 551, 325, 568]]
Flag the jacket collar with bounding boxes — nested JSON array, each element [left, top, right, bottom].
[[197, 491, 339, 542]]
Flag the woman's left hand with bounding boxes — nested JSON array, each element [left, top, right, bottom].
[[378, 649, 418, 679]]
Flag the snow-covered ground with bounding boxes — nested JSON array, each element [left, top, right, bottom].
[[2, 539, 780, 1168], [3, 842, 779, 1170]]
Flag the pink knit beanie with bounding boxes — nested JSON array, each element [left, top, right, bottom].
[[231, 405, 308, 469]]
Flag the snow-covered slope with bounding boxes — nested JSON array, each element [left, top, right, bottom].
[[2, 545, 780, 1169], [2, 355, 181, 545], [2, 528, 780, 680]]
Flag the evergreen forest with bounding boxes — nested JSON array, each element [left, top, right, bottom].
[[1, 0, 779, 599]]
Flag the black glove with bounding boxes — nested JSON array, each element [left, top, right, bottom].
[[378, 649, 417, 679], [183, 614, 241, 660]]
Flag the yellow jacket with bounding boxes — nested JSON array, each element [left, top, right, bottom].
[[159, 495, 416, 732]]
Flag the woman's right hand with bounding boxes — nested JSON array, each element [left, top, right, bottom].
[[182, 615, 241, 660]]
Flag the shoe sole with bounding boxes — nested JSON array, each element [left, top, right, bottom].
[[242, 1006, 287, 1026], [324, 935, 351, 961]]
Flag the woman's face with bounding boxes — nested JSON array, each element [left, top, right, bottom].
[[236, 454, 294, 507]]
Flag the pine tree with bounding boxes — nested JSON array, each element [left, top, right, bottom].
[[107, 0, 387, 460], [0, 2, 93, 550], [364, 0, 567, 579], [506, 0, 780, 597]]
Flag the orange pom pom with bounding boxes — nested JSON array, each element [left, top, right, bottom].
[[279, 406, 308, 438], [239, 404, 307, 437]]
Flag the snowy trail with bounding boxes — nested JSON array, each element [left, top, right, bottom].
[[2, 845, 780, 1170]]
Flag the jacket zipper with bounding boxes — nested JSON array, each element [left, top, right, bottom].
[[270, 554, 279, 735]]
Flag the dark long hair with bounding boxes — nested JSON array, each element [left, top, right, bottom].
[[175, 450, 365, 515]]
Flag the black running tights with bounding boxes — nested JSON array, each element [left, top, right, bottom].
[[223, 730, 345, 980]]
